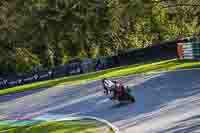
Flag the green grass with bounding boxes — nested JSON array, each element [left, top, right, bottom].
[[0, 119, 113, 133], [1, 59, 200, 96]]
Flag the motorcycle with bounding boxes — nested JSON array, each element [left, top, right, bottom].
[[106, 86, 135, 104]]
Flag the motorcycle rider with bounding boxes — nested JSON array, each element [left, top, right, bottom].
[[102, 78, 125, 100], [102, 78, 114, 95]]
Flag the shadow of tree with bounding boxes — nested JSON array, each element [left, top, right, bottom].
[[0, 88, 47, 103], [46, 70, 200, 132], [1, 70, 200, 133]]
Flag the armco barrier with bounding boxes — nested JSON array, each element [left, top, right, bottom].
[[0, 70, 54, 89], [117, 40, 177, 65], [0, 40, 177, 90]]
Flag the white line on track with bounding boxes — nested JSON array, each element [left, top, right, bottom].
[[33, 113, 120, 133]]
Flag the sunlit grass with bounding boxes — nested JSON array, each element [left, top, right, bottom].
[[0, 120, 112, 133], [1, 59, 200, 96]]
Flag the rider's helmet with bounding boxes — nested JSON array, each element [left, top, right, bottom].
[[102, 78, 107, 83], [115, 80, 123, 88], [102, 78, 115, 89]]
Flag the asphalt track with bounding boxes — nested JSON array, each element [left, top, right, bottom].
[[1, 70, 200, 133]]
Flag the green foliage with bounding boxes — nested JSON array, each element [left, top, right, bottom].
[[0, 0, 200, 73], [0, 120, 108, 133]]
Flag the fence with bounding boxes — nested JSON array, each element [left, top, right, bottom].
[[0, 40, 178, 90], [118, 40, 177, 65]]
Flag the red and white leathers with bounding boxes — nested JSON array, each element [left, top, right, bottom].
[[102, 79, 125, 99]]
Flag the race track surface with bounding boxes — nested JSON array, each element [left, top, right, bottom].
[[1, 70, 200, 133]]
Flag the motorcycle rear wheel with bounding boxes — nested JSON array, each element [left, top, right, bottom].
[[118, 92, 135, 103]]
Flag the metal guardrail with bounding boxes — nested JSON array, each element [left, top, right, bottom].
[[0, 41, 177, 90]]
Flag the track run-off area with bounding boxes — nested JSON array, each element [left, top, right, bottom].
[[1, 69, 200, 133]]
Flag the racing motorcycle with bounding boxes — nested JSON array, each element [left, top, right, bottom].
[[103, 79, 135, 104], [117, 86, 135, 103]]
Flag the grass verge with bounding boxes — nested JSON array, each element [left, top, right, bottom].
[[0, 119, 113, 133], [1, 59, 200, 96]]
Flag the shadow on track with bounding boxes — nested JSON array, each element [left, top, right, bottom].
[[0, 88, 47, 103], [1, 70, 200, 133], [113, 70, 200, 131], [45, 70, 200, 132]]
